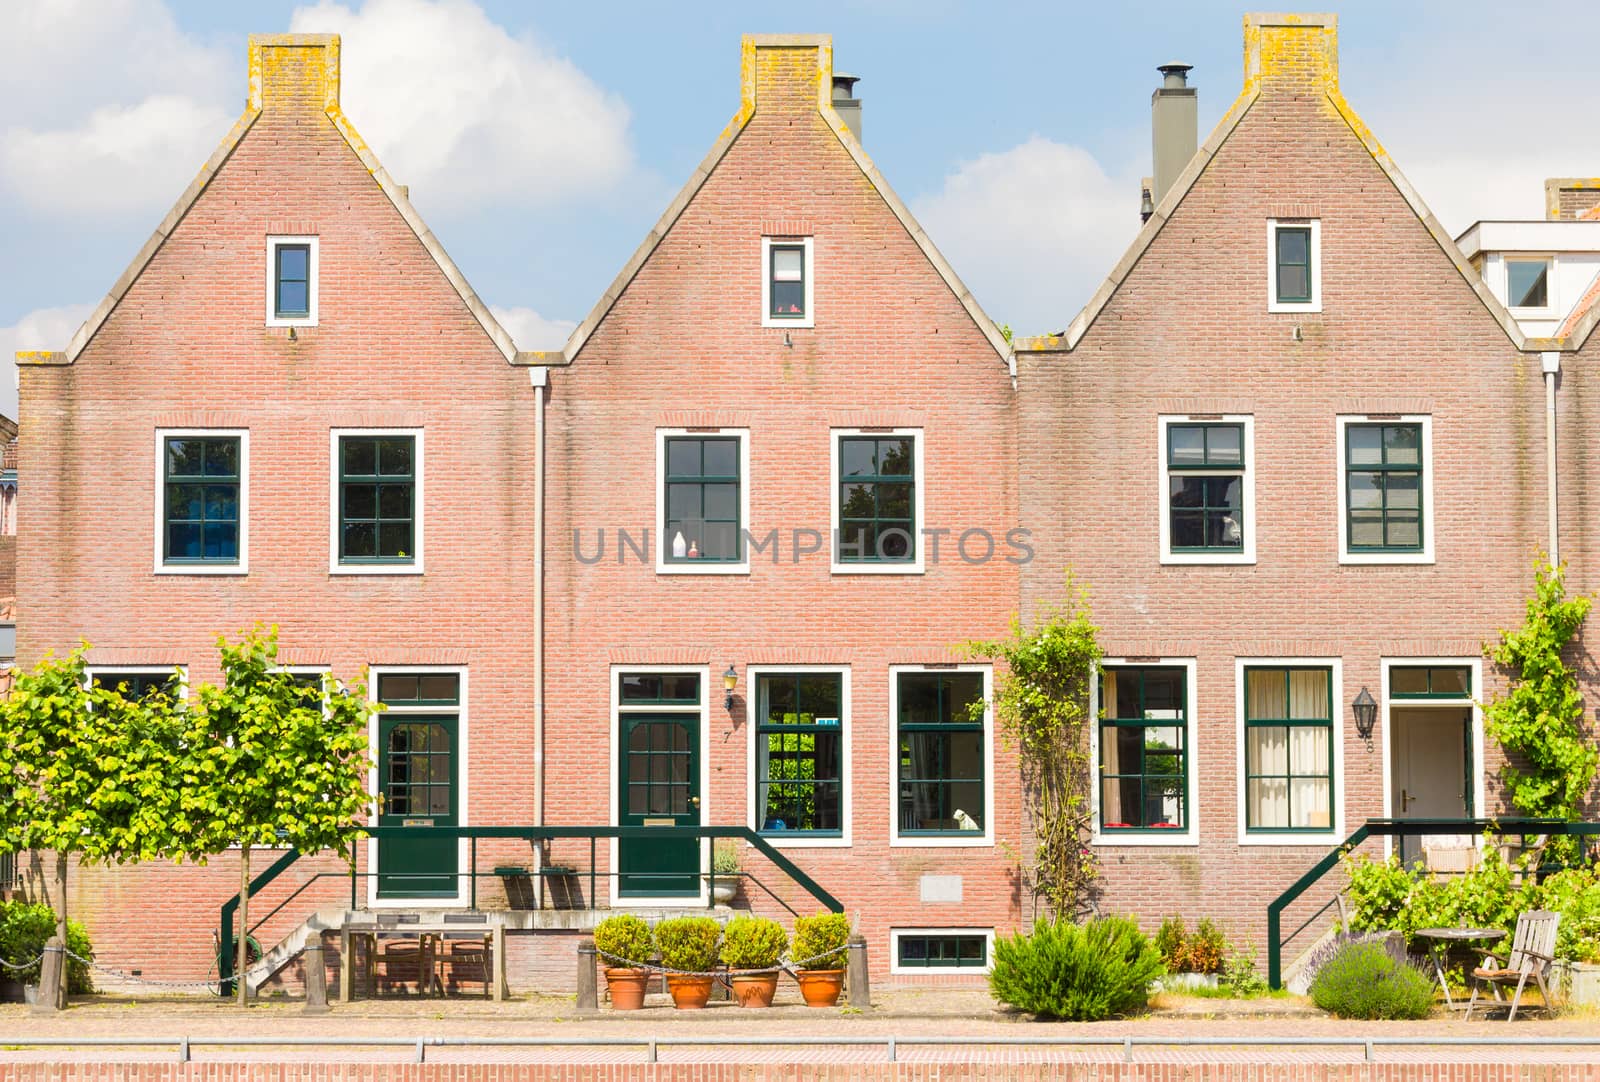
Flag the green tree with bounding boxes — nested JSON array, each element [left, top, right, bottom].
[[188, 627, 375, 1005], [1483, 560, 1599, 858], [968, 578, 1103, 920]]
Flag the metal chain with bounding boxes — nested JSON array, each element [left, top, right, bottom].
[[0, 953, 45, 970], [60, 946, 279, 992], [595, 947, 848, 977]]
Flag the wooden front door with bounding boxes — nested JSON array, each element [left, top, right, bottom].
[[378, 715, 459, 898], [618, 713, 701, 897], [1392, 706, 1471, 865]]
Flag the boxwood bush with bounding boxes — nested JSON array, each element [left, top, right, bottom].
[[592, 913, 653, 969], [1309, 939, 1434, 1019], [719, 915, 788, 970], [0, 901, 94, 994], [654, 916, 721, 973], [989, 916, 1164, 1021]]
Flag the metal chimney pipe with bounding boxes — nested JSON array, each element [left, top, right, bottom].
[[832, 73, 863, 144]]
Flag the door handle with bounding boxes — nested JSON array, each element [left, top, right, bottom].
[[688, 796, 701, 808], [1401, 788, 1411, 812]]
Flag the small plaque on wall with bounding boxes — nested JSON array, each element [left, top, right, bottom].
[[919, 874, 963, 904]]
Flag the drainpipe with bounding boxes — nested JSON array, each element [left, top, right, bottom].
[[1542, 352, 1560, 565], [531, 367, 548, 834]]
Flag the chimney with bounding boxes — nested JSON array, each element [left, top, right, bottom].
[[832, 73, 863, 144], [248, 33, 341, 114], [1150, 63, 1197, 208], [1544, 177, 1600, 221], [1243, 13, 1339, 95]]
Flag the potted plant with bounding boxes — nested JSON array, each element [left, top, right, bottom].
[[655, 916, 721, 1009], [592, 914, 654, 1011], [791, 911, 851, 1007], [720, 915, 789, 1007], [710, 840, 740, 906]]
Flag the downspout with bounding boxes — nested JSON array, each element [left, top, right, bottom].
[[1542, 352, 1560, 565], [531, 367, 548, 833]]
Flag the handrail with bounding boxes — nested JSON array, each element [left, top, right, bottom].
[[1266, 817, 1600, 989], [219, 824, 844, 990]]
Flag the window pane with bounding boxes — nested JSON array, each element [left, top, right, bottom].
[[378, 674, 418, 702], [344, 484, 377, 519], [1386, 473, 1420, 509], [205, 439, 239, 477], [378, 522, 413, 557], [1508, 260, 1549, 308], [1206, 425, 1243, 465], [771, 280, 805, 316], [1245, 670, 1287, 719], [1277, 228, 1308, 264], [206, 523, 238, 559], [1383, 425, 1420, 466], [1277, 263, 1309, 303], [1168, 425, 1205, 466], [167, 523, 201, 559], [417, 674, 459, 702], [278, 245, 309, 279], [1347, 426, 1382, 466], [702, 439, 738, 477], [703, 483, 737, 520], [1386, 515, 1421, 549], [666, 439, 700, 477], [1430, 667, 1470, 696], [945, 673, 984, 722], [1348, 471, 1382, 509], [1390, 667, 1429, 695], [1349, 511, 1384, 547], [1248, 778, 1289, 828], [899, 675, 940, 724], [840, 439, 876, 478], [277, 281, 309, 316], [879, 440, 914, 475], [343, 438, 376, 476], [772, 247, 804, 280], [343, 522, 376, 558], [166, 439, 201, 476], [378, 438, 413, 476], [701, 522, 738, 560], [378, 484, 413, 518], [1288, 670, 1329, 719]]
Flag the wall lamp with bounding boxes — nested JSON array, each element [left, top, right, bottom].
[[1352, 686, 1377, 741], [723, 665, 738, 711]]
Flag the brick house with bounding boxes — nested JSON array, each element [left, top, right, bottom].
[[535, 34, 1021, 983]]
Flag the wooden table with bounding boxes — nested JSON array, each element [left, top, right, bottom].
[[1415, 927, 1505, 1009], [339, 921, 507, 1002]]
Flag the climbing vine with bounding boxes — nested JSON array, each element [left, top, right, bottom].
[[1483, 560, 1599, 855], [969, 578, 1103, 920]]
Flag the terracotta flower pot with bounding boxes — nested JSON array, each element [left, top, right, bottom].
[[666, 974, 715, 1009], [604, 967, 651, 1011], [731, 972, 779, 1008], [795, 968, 844, 1008]]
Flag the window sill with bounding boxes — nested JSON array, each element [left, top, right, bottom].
[[761, 317, 814, 330], [155, 563, 248, 576], [265, 317, 318, 328], [1161, 552, 1254, 566], [656, 562, 751, 576], [1266, 301, 1321, 314], [331, 563, 424, 576]]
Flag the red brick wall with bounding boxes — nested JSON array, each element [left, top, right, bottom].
[[543, 39, 1021, 978], [17, 39, 539, 981]]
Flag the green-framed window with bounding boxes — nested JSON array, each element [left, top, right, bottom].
[[896, 933, 988, 969], [838, 435, 916, 563], [274, 242, 311, 319], [768, 242, 807, 319], [1274, 224, 1312, 303], [664, 436, 741, 563], [756, 672, 843, 836], [163, 435, 240, 564], [897, 672, 985, 836], [91, 669, 181, 703], [1099, 667, 1188, 832], [1389, 666, 1471, 699], [1244, 667, 1334, 832], [377, 672, 460, 706], [1167, 423, 1244, 553], [619, 672, 701, 705], [1345, 423, 1422, 552], [339, 435, 415, 563]]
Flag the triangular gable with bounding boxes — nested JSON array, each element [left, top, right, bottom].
[[541, 34, 1010, 367], [20, 34, 529, 368]]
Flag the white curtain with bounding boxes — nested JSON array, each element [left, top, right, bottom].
[[1246, 669, 1330, 829]]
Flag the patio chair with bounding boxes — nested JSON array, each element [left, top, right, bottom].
[[1465, 910, 1561, 1021]]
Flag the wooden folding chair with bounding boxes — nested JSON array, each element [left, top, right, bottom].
[[1466, 910, 1561, 1021]]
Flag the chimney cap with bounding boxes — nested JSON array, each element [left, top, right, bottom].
[[1157, 62, 1193, 89], [1157, 62, 1194, 77], [832, 73, 861, 100]]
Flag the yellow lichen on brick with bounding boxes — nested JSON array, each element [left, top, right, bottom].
[[247, 33, 341, 111], [1243, 13, 1338, 93]]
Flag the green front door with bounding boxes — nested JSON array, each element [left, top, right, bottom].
[[619, 713, 701, 897], [378, 715, 458, 898]]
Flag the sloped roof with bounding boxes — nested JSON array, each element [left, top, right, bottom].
[[540, 34, 1010, 367], [19, 34, 530, 369], [1015, 13, 1595, 355]]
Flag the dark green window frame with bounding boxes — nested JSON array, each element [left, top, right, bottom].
[[756, 672, 844, 837], [837, 434, 917, 564], [1244, 666, 1335, 833], [91, 669, 181, 703], [339, 435, 416, 564], [896, 671, 986, 837], [377, 672, 461, 707], [768, 242, 807, 320], [663, 436, 742, 563], [163, 435, 241, 564], [1166, 423, 1245, 554], [619, 672, 702, 706], [1274, 224, 1313, 304], [896, 933, 988, 969], [274, 242, 312, 319], [1098, 666, 1189, 833], [1389, 665, 1471, 699], [1345, 422, 1423, 553]]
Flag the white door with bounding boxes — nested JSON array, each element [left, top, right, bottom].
[[1392, 707, 1469, 864]]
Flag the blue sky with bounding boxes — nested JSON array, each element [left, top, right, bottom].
[[3, 0, 1597, 416]]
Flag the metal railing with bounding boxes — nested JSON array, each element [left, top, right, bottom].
[[1266, 817, 1600, 989], [219, 824, 844, 991], [7, 1033, 1600, 1064]]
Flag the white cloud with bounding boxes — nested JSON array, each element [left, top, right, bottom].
[[914, 136, 1140, 336], [490, 305, 576, 352], [289, 0, 633, 213], [0, 303, 93, 421]]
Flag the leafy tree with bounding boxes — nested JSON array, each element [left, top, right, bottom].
[[188, 627, 375, 1005], [1483, 560, 1599, 857], [969, 578, 1103, 920]]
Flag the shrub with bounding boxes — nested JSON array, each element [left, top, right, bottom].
[[989, 916, 1164, 1021], [1222, 944, 1268, 998], [655, 916, 721, 973], [592, 914, 653, 969], [712, 839, 741, 876], [1155, 915, 1186, 971], [719, 915, 788, 970], [792, 912, 851, 970], [1541, 867, 1600, 963], [1309, 940, 1434, 1020], [0, 901, 94, 994], [1186, 919, 1227, 975]]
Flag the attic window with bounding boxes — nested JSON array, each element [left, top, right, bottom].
[[267, 236, 319, 327], [761, 237, 814, 329], [1267, 219, 1321, 313], [1506, 258, 1551, 310]]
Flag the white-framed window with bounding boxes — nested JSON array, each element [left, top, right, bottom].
[[329, 428, 424, 575], [1503, 255, 1556, 315], [1158, 416, 1254, 565], [153, 428, 249, 575], [1335, 415, 1433, 565], [1235, 656, 1344, 846], [86, 665, 188, 703], [656, 428, 750, 575], [1091, 658, 1200, 846], [747, 665, 851, 848], [831, 428, 924, 575], [761, 236, 814, 329], [266, 235, 319, 327], [889, 665, 994, 848], [1267, 219, 1320, 313], [889, 928, 995, 974]]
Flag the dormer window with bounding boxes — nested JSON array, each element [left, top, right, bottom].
[[1506, 258, 1551, 310], [761, 237, 814, 328], [267, 235, 319, 326]]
